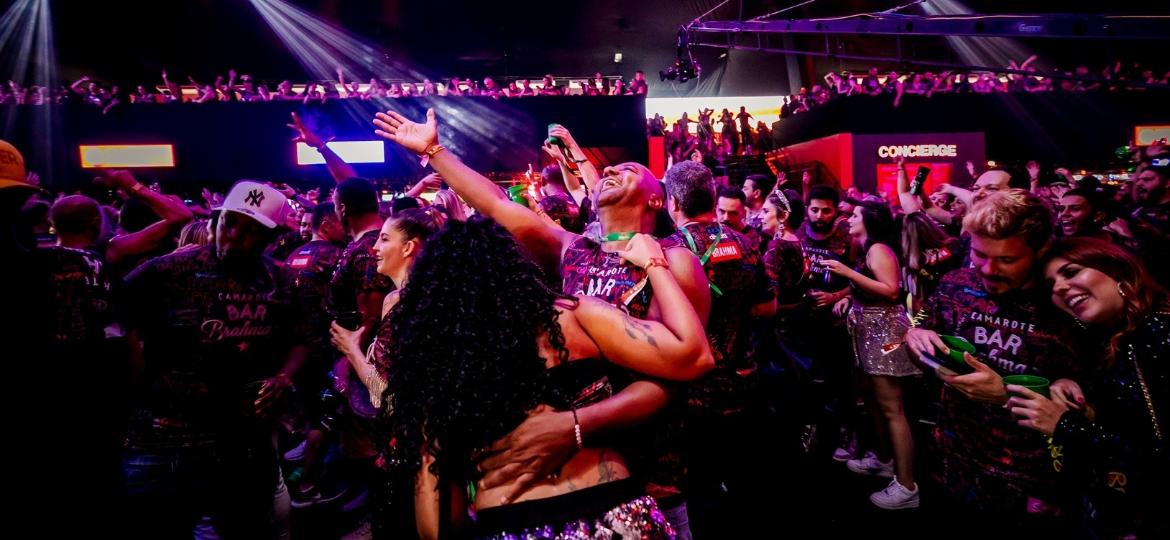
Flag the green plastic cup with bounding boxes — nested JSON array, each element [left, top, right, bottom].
[[1002, 374, 1051, 398], [507, 184, 529, 206], [939, 335, 976, 365]]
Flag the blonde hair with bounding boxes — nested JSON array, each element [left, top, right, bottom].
[[962, 189, 1053, 250]]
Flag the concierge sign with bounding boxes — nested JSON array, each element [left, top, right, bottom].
[[852, 132, 985, 203]]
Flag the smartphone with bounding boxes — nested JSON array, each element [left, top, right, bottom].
[[333, 311, 363, 331], [910, 166, 931, 196], [919, 351, 975, 376]]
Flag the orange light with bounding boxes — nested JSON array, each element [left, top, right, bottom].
[[79, 145, 175, 168]]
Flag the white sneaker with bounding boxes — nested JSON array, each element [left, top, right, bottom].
[[870, 478, 920, 510], [831, 446, 855, 462], [845, 452, 894, 478], [283, 440, 307, 462]]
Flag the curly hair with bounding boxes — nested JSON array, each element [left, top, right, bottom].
[[383, 216, 574, 482]]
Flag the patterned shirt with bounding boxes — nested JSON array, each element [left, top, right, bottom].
[[919, 267, 1082, 514], [329, 230, 395, 318], [39, 246, 117, 345], [668, 222, 773, 417], [560, 236, 653, 319], [121, 245, 313, 450]]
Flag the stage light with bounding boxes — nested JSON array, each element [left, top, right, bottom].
[[1, 0, 59, 179], [79, 145, 175, 168], [921, 1, 1035, 70], [295, 141, 385, 165], [660, 26, 699, 84], [247, 0, 530, 163]]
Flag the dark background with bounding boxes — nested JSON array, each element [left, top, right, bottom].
[[15, 0, 1168, 97]]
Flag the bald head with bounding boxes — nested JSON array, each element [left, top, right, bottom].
[[973, 170, 1011, 203], [51, 195, 103, 246]]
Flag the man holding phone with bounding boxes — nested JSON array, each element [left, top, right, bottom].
[[904, 189, 1081, 534]]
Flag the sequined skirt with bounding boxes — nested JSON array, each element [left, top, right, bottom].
[[472, 479, 675, 540], [846, 304, 921, 377]]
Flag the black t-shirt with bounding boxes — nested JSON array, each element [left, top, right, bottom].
[[796, 219, 853, 294], [121, 245, 313, 450], [287, 239, 343, 327]]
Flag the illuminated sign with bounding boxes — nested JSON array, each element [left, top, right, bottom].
[[296, 141, 385, 165], [1135, 125, 1170, 146], [877, 144, 958, 158], [79, 145, 175, 168]]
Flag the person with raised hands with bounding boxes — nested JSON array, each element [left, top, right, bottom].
[[374, 107, 710, 537]]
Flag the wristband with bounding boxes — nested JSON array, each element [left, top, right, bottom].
[[419, 143, 446, 167]]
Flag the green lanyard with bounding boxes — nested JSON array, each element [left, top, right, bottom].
[[602, 231, 637, 242], [679, 224, 725, 297]]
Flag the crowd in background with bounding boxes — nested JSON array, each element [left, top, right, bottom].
[[4, 90, 1169, 539], [783, 58, 1170, 115], [0, 69, 650, 113]]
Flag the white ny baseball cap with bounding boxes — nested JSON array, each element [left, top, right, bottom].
[[220, 180, 289, 229]]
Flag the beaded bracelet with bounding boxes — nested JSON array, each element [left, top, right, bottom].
[[571, 407, 583, 449]]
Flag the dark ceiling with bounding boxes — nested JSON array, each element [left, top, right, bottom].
[[15, 0, 1170, 97]]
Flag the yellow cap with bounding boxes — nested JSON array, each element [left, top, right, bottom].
[[0, 140, 32, 190]]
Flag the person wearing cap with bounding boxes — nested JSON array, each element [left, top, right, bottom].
[[0, 140, 74, 531], [120, 180, 312, 537]]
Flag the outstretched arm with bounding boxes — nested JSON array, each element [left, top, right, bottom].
[[99, 170, 193, 264], [289, 112, 357, 183], [374, 109, 575, 267]]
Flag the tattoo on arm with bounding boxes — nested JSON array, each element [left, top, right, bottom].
[[622, 315, 659, 349]]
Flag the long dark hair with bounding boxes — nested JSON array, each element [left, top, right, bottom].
[[901, 211, 953, 303], [1043, 237, 1169, 363], [854, 201, 900, 257], [383, 217, 574, 481]]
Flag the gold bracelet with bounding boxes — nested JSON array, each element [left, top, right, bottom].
[[418, 143, 446, 166], [645, 257, 670, 271]]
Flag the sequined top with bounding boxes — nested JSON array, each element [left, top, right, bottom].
[[1053, 312, 1170, 538]]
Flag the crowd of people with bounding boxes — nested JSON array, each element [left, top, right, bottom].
[[783, 58, 1170, 115], [4, 98, 1169, 539], [0, 70, 650, 113], [649, 105, 776, 163]]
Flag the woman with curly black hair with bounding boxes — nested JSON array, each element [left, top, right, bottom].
[[384, 217, 710, 540]]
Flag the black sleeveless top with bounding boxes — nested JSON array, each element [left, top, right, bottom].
[[542, 358, 627, 411]]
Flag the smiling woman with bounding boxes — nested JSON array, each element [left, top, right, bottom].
[[1005, 236, 1170, 538]]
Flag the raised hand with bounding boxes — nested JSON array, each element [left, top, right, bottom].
[[288, 112, 329, 149], [548, 124, 579, 151], [94, 169, 138, 190], [1026, 160, 1041, 180], [373, 109, 439, 154]]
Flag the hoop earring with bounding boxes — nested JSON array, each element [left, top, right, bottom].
[[1117, 282, 1127, 299]]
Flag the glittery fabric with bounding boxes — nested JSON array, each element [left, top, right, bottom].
[[1050, 312, 1170, 538], [476, 495, 675, 540], [846, 304, 921, 377]]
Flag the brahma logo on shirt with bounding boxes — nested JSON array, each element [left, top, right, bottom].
[[707, 241, 743, 263]]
